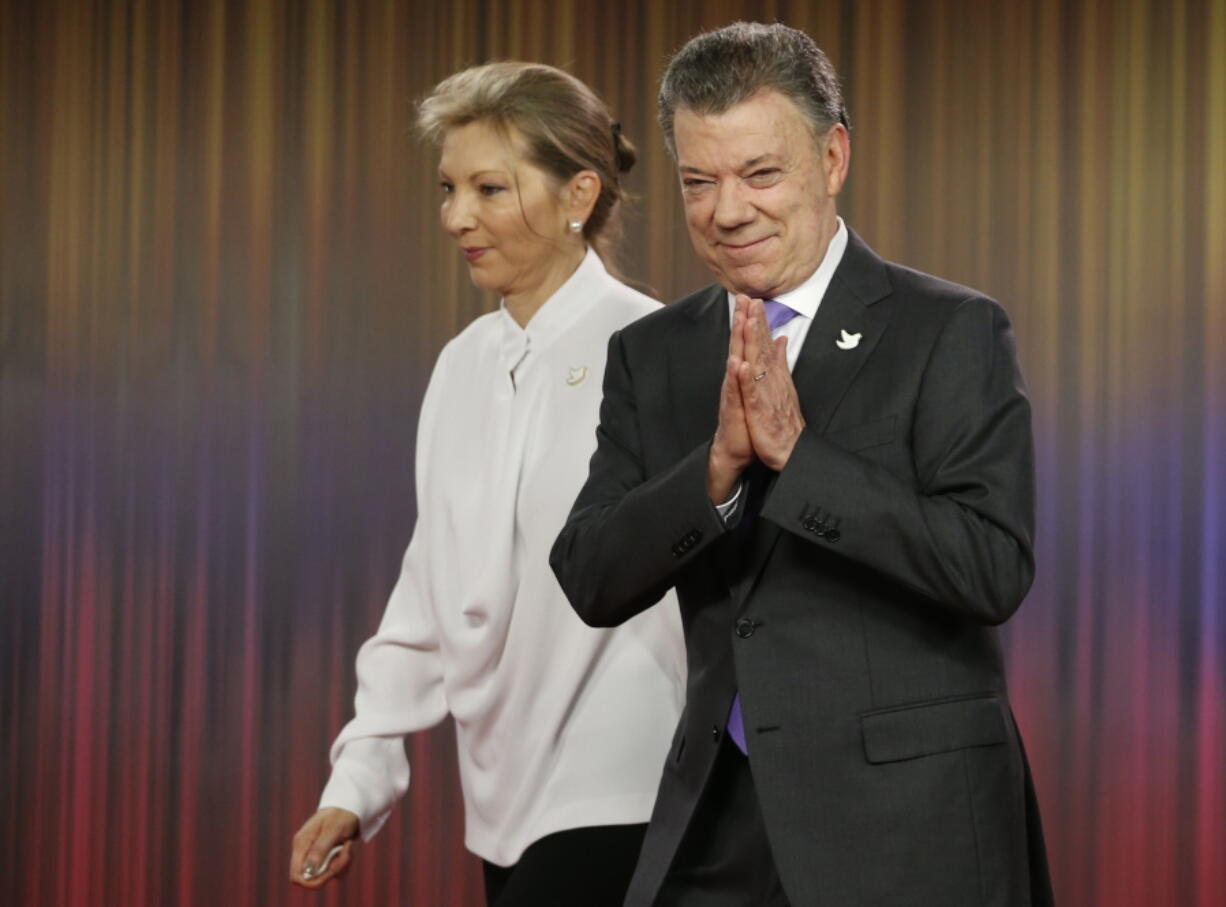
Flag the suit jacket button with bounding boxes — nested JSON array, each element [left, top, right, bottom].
[[735, 617, 756, 639], [802, 517, 818, 532], [825, 528, 841, 542], [712, 725, 721, 742]]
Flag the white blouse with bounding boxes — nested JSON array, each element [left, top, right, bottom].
[[319, 249, 686, 867]]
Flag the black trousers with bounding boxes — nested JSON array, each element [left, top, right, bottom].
[[482, 823, 647, 907], [655, 738, 792, 906]]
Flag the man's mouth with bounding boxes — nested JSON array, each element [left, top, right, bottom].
[[719, 236, 773, 256]]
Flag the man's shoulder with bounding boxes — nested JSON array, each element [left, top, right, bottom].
[[615, 283, 723, 346], [879, 261, 1018, 346], [843, 227, 1001, 318], [837, 251, 1004, 348], [882, 259, 993, 308]]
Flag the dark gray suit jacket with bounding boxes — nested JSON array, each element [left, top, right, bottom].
[[550, 229, 1053, 906]]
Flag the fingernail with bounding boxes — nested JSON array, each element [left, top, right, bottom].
[[302, 863, 316, 879]]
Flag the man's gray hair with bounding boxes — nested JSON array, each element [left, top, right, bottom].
[[658, 22, 850, 156]]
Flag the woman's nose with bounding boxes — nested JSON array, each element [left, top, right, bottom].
[[442, 193, 474, 235]]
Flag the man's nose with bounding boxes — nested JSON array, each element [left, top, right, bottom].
[[712, 180, 755, 230]]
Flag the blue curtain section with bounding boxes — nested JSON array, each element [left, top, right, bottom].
[[0, 1, 1223, 905]]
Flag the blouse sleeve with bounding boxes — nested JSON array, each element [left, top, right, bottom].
[[317, 347, 453, 841]]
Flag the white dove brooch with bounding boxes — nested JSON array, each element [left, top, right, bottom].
[[835, 330, 862, 350]]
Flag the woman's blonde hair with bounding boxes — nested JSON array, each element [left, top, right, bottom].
[[418, 61, 636, 268]]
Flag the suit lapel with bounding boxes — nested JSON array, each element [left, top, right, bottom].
[[667, 285, 728, 456], [791, 274, 892, 434], [734, 229, 896, 609]]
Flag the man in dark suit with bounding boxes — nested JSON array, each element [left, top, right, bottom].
[[550, 22, 1053, 907]]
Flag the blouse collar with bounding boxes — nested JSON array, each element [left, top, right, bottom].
[[497, 247, 607, 375]]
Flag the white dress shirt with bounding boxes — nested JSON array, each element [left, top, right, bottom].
[[716, 218, 849, 519], [319, 249, 686, 867]]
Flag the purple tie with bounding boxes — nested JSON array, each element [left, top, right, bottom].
[[726, 299, 798, 756], [762, 298, 799, 332], [727, 692, 748, 753]]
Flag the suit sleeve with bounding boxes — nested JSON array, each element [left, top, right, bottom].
[[550, 329, 728, 627], [318, 350, 452, 839], [761, 295, 1036, 625]]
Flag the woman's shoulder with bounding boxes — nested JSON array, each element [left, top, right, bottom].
[[437, 309, 503, 357], [418, 311, 504, 398], [591, 272, 662, 327]]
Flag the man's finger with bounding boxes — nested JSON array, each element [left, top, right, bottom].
[[723, 355, 747, 413], [729, 299, 748, 362], [746, 298, 772, 368], [737, 358, 761, 405], [741, 304, 760, 372], [773, 335, 789, 369]]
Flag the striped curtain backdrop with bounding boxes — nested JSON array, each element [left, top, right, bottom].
[[1, 1, 1223, 905]]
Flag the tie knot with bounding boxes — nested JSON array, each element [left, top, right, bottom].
[[761, 298, 799, 333]]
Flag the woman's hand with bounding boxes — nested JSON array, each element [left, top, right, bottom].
[[289, 807, 360, 889]]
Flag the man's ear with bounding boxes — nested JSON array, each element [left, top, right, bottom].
[[822, 124, 851, 197]]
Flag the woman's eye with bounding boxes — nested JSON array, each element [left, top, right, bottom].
[[479, 184, 506, 196], [439, 181, 454, 195]]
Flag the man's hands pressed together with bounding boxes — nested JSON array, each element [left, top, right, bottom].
[[707, 295, 807, 505]]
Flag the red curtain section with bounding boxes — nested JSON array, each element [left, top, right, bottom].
[[1, 1, 1223, 905]]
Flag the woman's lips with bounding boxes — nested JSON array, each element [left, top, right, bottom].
[[463, 247, 489, 263]]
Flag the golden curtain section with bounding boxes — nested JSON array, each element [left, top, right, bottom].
[[5, 0, 1223, 388], [2, 1, 1224, 905]]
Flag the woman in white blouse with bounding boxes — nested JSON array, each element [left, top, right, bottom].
[[288, 62, 684, 906]]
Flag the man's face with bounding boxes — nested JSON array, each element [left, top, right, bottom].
[[673, 90, 848, 299]]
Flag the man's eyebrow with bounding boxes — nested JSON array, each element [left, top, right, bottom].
[[742, 154, 779, 169], [678, 154, 780, 176]]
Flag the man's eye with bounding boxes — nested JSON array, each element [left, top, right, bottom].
[[682, 179, 713, 191], [748, 169, 780, 181]]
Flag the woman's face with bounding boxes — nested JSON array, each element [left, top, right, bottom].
[[438, 121, 576, 302]]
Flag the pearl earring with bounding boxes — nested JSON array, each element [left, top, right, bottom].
[[568, 219, 583, 233]]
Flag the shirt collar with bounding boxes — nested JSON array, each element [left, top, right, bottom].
[[725, 216, 848, 321], [498, 247, 607, 373]]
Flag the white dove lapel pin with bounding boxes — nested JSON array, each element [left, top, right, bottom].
[[566, 366, 588, 386], [835, 330, 862, 350]]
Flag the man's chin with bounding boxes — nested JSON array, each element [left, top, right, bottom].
[[714, 265, 778, 300]]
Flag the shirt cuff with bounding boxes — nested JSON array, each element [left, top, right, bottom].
[[714, 482, 745, 526]]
